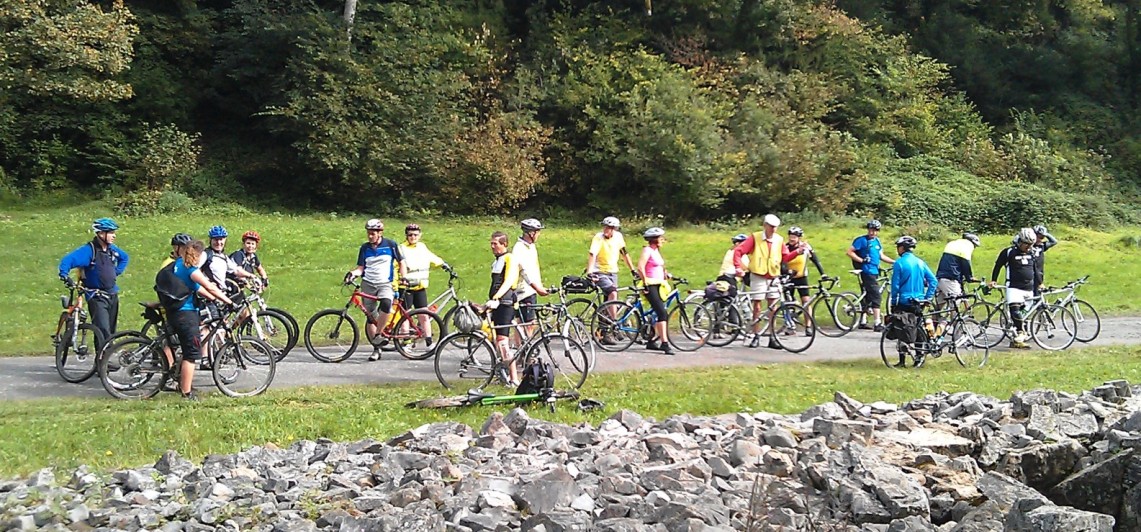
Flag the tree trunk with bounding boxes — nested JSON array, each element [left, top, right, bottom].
[[343, 0, 358, 40]]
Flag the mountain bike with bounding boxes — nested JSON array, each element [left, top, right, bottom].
[[1044, 276, 1099, 343], [540, 287, 596, 371], [429, 270, 465, 336], [304, 279, 444, 362], [589, 279, 708, 353], [52, 285, 106, 384], [233, 279, 298, 362], [969, 286, 1078, 350], [880, 296, 990, 369]]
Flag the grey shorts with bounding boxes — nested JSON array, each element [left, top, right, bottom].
[[361, 280, 394, 316], [936, 279, 962, 306], [594, 272, 619, 295]]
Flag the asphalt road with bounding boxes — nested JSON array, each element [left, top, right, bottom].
[[5, 317, 1140, 401]]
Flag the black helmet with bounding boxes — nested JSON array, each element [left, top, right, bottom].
[[170, 233, 192, 246], [895, 235, 918, 250], [866, 219, 882, 230], [962, 233, 980, 247]]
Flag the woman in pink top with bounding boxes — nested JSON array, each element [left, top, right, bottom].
[[638, 227, 672, 355]]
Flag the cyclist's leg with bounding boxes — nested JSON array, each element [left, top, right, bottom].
[[644, 284, 670, 352], [794, 277, 811, 306], [862, 272, 883, 328], [407, 289, 431, 339], [491, 305, 517, 384], [935, 279, 961, 333], [1006, 287, 1028, 344], [598, 274, 620, 343], [87, 293, 115, 343], [169, 310, 202, 395], [515, 294, 538, 345], [748, 274, 766, 337]]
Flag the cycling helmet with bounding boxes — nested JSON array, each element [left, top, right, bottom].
[[241, 230, 260, 242], [731, 233, 748, 244], [1016, 228, 1037, 246], [208, 225, 228, 239], [866, 219, 882, 230], [1033, 224, 1049, 236], [365, 219, 383, 230], [962, 233, 981, 247], [405, 223, 421, 233], [643, 227, 665, 240], [788, 226, 804, 236], [170, 233, 193, 246], [601, 216, 621, 229], [520, 218, 544, 232], [92, 218, 119, 233], [895, 235, 918, 250]]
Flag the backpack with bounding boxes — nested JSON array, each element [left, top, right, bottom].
[[154, 262, 194, 313], [516, 359, 554, 396]]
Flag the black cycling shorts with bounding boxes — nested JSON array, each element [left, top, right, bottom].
[[170, 309, 203, 362], [788, 276, 810, 298], [401, 289, 428, 310], [491, 303, 515, 336], [860, 272, 881, 310], [516, 294, 538, 323], [645, 287, 668, 323]]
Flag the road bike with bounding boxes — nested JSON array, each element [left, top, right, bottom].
[[589, 279, 708, 353], [694, 276, 815, 353], [968, 286, 1078, 350], [304, 279, 444, 362], [52, 284, 106, 384], [840, 267, 892, 325], [1044, 276, 1099, 343], [880, 296, 990, 369], [433, 302, 590, 391], [804, 276, 860, 337]]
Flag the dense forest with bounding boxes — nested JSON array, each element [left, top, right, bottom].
[[2, 0, 1139, 229]]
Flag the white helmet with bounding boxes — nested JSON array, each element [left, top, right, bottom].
[[520, 218, 544, 232], [763, 214, 781, 227], [601, 216, 620, 228], [365, 219, 383, 230], [1016, 228, 1037, 246], [643, 227, 665, 239]]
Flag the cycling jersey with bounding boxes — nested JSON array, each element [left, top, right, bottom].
[[720, 250, 746, 277], [512, 237, 542, 298], [399, 241, 444, 289], [890, 251, 936, 307], [733, 232, 794, 277], [783, 242, 824, 278], [229, 249, 262, 275], [991, 246, 1041, 292], [850, 235, 883, 275], [58, 239, 129, 293], [172, 258, 202, 312], [642, 246, 665, 283], [357, 238, 403, 285], [204, 249, 240, 288], [936, 238, 974, 282], [589, 232, 628, 274], [489, 252, 518, 303]]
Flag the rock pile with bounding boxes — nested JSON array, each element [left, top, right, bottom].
[[5, 380, 1141, 531]]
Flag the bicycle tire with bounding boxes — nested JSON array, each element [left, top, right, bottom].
[[969, 301, 1007, 348], [1030, 305, 1077, 351], [1070, 299, 1101, 343], [879, 322, 928, 368], [771, 303, 815, 354], [99, 336, 167, 400], [56, 322, 104, 383], [265, 307, 300, 354], [837, 291, 866, 325], [528, 333, 589, 390], [590, 300, 641, 352], [237, 309, 295, 363], [139, 319, 160, 339], [105, 329, 150, 346], [440, 304, 459, 337], [434, 332, 497, 390], [561, 317, 596, 372], [304, 309, 359, 363], [213, 336, 277, 397], [667, 302, 707, 352], [952, 318, 989, 368], [564, 298, 597, 321], [818, 292, 859, 337], [698, 300, 742, 347], [392, 309, 444, 360]]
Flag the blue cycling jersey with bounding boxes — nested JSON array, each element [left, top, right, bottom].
[[891, 252, 936, 307]]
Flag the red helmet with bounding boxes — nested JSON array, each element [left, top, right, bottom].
[[242, 230, 261, 242]]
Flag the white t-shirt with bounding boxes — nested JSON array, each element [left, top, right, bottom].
[[512, 237, 542, 299]]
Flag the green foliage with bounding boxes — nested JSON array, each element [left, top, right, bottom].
[[111, 123, 201, 191]]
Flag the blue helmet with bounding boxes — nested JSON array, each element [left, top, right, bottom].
[[92, 218, 119, 233], [208, 225, 229, 239]]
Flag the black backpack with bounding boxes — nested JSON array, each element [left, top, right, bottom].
[[516, 359, 554, 396], [154, 262, 193, 313]]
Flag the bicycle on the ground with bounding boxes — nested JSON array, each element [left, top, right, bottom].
[[589, 279, 708, 353], [968, 286, 1078, 350], [52, 283, 106, 384], [695, 276, 816, 353], [433, 302, 590, 391], [303, 279, 444, 362], [1043, 276, 1099, 343], [880, 296, 990, 369]]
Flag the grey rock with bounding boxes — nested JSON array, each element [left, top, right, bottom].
[[888, 515, 937, 531], [975, 471, 1050, 511], [522, 510, 592, 531], [997, 439, 1086, 490], [762, 427, 798, 448], [801, 401, 848, 421], [727, 439, 764, 467], [1005, 500, 1115, 531], [1048, 448, 1131, 516], [516, 467, 579, 514], [815, 418, 874, 448]]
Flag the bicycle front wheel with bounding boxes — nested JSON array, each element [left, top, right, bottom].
[[266, 307, 300, 349], [56, 322, 104, 383], [561, 317, 596, 372], [529, 333, 589, 390], [667, 302, 707, 352], [1071, 299, 1101, 343], [564, 298, 597, 322], [304, 309, 359, 363], [698, 300, 742, 347], [952, 318, 990, 368], [238, 309, 295, 363], [591, 301, 640, 352], [99, 336, 167, 400], [392, 309, 444, 360], [818, 292, 859, 337], [213, 336, 277, 397], [771, 303, 815, 353], [434, 332, 497, 390], [1030, 305, 1077, 351], [970, 301, 1007, 349]]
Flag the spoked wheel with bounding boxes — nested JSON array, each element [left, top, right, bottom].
[[771, 303, 815, 353], [879, 324, 928, 369], [434, 332, 497, 390], [952, 318, 990, 368], [1030, 305, 1078, 351], [667, 302, 707, 352], [697, 300, 742, 347], [238, 309, 296, 363], [1070, 299, 1101, 343], [213, 336, 277, 397], [561, 317, 596, 372], [392, 309, 444, 361], [590, 301, 641, 352], [564, 298, 597, 322], [56, 322, 104, 383], [817, 293, 859, 337], [266, 307, 300, 349], [529, 333, 589, 390], [99, 337, 167, 400], [970, 302, 1007, 349], [304, 309, 359, 362]]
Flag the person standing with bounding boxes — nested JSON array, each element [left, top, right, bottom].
[[345, 219, 407, 361], [399, 223, 452, 348], [163, 240, 234, 400], [513, 219, 550, 335], [733, 214, 802, 349], [639, 227, 673, 355], [888, 236, 937, 367], [1033, 224, 1057, 289], [935, 233, 981, 328], [203, 225, 258, 293], [485, 231, 521, 385], [846, 220, 895, 332], [989, 228, 1042, 349], [58, 218, 129, 342], [782, 226, 825, 306], [585, 216, 637, 303], [229, 231, 270, 287]]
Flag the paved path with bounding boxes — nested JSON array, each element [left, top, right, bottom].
[[4, 318, 1140, 401]]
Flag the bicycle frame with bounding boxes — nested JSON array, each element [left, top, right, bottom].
[[426, 273, 461, 313], [611, 286, 684, 335], [53, 287, 88, 341]]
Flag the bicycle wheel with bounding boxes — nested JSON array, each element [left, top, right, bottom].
[[213, 336, 277, 397], [392, 309, 444, 360], [1030, 305, 1077, 351], [56, 322, 104, 383], [266, 307, 300, 344], [564, 298, 597, 321], [698, 300, 742, 348], [818, 292, 859, 337], [440, 304, 458, 337], [879, 324, 927, 368], [238, 309, 294, 363], [99, 336, 167, 400], [667, 302, 707, 352], [590, 300, 641, 352], [304, 309, 359, 363], [969, 301, 1007, 349], [771, 303, 815, 353], [834, 291, 865, 332], [434, 332, 497, 390], [952, 318, 989, 368], [561, 317, 596, 372], [1070, 299, 1101, 343], [529, 333, 589, 390]]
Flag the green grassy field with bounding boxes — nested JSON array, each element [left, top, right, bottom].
[[3, 202, 1138, 355], [1, 345, 1139, 477]]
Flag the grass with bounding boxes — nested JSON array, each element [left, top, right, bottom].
[[1, 344, 1139, 477], [2, 202, 1139, 355]]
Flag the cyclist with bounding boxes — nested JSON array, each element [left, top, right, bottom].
[[935, 233, 981, 330], [399, 223, 452, 348], [639, 227, 673, 355], [585, 216, 637, 304], [345, 219, 408, 361], [988, 228, 1042, 349], [719, 234, 748, 290], [1033, 224, 1056, 288], [163, 233, 193, 269], [733, 214, 802, 349], [782, 226, 825, 306], [485, 231, 521, 385], [229, 231, 269, 287], [846, 219, 895, 332], [203, 225, 259, 295], [58, 218, 130, 343], [165, 240, 234, 400], [888, 236, 936, 368], [513, 219, 550, 338]]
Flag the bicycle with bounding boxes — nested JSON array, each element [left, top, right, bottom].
[[1044, 275, 1099, 343], [98, 295, 277, 399], [407, 388, 583, 412], [428, 270, 465, 336], [804, 276, 860, 337], [52, 284, 106, 384], [696, 276, 816, 353], [841, 267, 892, 325], [540, 287, 597, 371], [969, 286, 1078, 350], [433, 302, 590, 391], [588, 278, 708, 353], [233, 279, 299, 362], [879, 296, 990, 369], [303, 279, 444, 362]]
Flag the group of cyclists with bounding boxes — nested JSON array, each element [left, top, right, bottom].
[[57, 214, 1063, 393]]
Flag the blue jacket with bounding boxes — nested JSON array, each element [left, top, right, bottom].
[[935, 238, 975, 282], [851, 235, 883, 275], [58, 240, 129, 294], [891, 252, 936, 307]]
